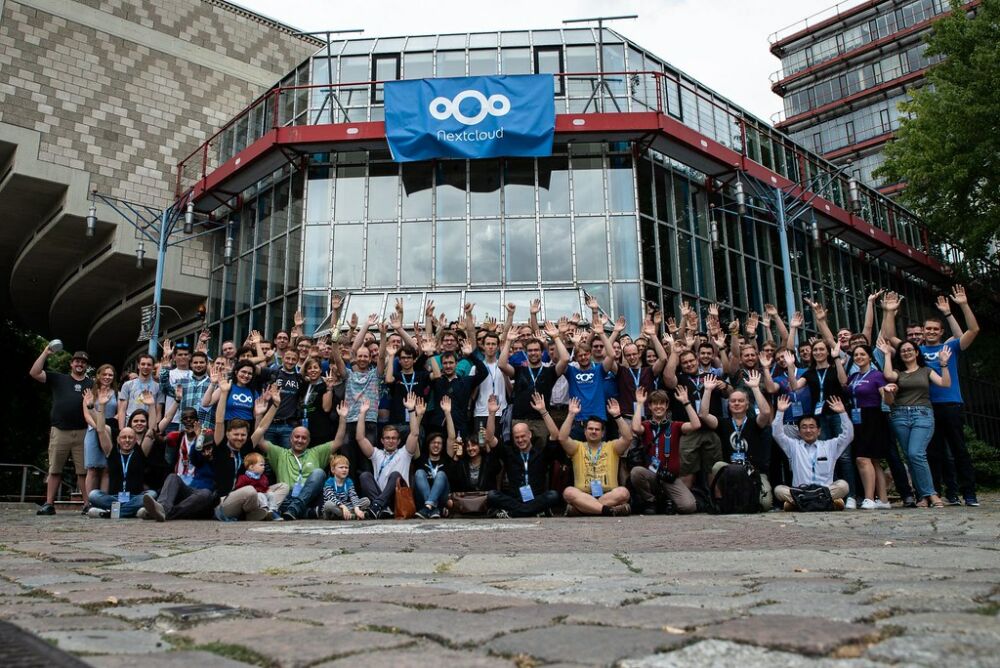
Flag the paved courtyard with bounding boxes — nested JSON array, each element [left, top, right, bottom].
[[1, 500, 998, 667]]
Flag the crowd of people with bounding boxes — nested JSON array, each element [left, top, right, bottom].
[[29, 285, 982, 521]]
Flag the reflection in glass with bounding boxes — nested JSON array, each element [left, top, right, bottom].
[[470, 219, 501, 284], [436, 162, 466, 218], [469, 50, 498, 75], [385, 292, 425, 319], [542, 289, 581, 320], [504, 290, 540, 317], [402, 162, 433, 218], [610, 215, 639, 279], [574, 216, 609, 280], [334, 164, 365, 222], [469, 160, 500, 217], [368, 162, 399, 220], [436, 219, 467, 284], [539, 217, 572, 282], [253, 245, 268, 304], [565, 45, 597, 97], [658, 222, 675, 289], [612, 283, 641, 336], [500, 48, 530, 74], [400, 222, 432, 286], [366, 223, 397, 287], [237, 256, 251, 311], [301, 292, 327, 335], [426, 292, 463, 323], [678, 231, 695, 294], [436, 51, 466, 77], [332, 225, 363, 288], [272, 178, 290, 238], [505, 219, 537, 282], [538, 157, 569, 215], [286, 226, 301, 287], [303, 226, 331, 288], [345, 293, 386, 321], [572, 156, 604, 214], [608, 155, 635, 212], [466, 291, 501, 320], [267, 235, 286, 300], [403, 52, 432, 78], [503, 159, 534, 216]]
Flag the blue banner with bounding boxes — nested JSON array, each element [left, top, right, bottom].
[[384, 74, 555, 162]]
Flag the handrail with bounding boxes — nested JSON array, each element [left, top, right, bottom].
[[769, 0, 873, 47], [0, 462, 76, 503], [174, 68, 973, 276]]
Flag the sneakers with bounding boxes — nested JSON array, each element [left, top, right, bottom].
[[494, 509, 511, 519], [80, 505, 91, 516], [875, 500, 893, 510], [36, 503, 56, 516], [946, 497, 962, 506], [364, 507, 380, 520], [87, 507, 110, 518], [322, 501, 339, 520], [271, 511, 283, 521], [143, 495, 166, 522], [783, 501, 797, 512], [610, 503, 631, 517], [832, 499, 846, 511], [415, 507, 431, 520], [845, 497, 857, 510], [214, 506, 236, 522], [903, 496, 918, 508], [641, 506, 657, 516], [378, 508, 393, 520], [136, 508, 149, 520], [860, 499, 877, 510], [430, 508, 441, 519], [964, 497, 980, 507]]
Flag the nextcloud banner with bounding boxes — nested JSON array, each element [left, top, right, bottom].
[[384, 74, 554, 162]]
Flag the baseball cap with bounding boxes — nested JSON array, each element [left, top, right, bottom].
[[71, 351, 89, 361]]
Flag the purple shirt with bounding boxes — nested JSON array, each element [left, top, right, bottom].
[[847, 369, 887, 409]]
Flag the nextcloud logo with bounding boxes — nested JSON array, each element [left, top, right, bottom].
[[430, 90, 510, 143]]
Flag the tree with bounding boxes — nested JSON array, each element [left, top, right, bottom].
[[876, 0, 1000, 266]]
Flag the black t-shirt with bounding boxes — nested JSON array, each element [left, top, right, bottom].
[[803, 366, 845, 416], [302, 381, 336, 444], [46, 372, 93, 430], [193, 439, 254, 494], [413, 453, 457, 484], [510, 364, 557, 419], [495, 439, 562, 495], [267, 367, 305, 421], [107, 445, 148, 495], [387, 368, 432, 424], [671, 372, 724, 422], [449, 451, 502, 492], [717, 415, 770, 471]]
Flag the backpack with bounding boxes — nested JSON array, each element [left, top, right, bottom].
[[709, 463, 763, 514], [789, 484, 835, 512]]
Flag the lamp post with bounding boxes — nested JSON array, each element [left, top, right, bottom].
[[86, 190, 221, 357]]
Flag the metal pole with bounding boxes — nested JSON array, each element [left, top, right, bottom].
[[774, 186, 797, 327], [148, 208, 169, 357], [20, 467, 27, 503]]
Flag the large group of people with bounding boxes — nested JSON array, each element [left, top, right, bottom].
[[30, 284, 982, 521]]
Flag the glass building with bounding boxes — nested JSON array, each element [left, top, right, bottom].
[[190, 28, 960, 343]]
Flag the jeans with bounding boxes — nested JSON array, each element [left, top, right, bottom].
[[277, 469, 326, 518], [820, 412, 856, 498], [890, 406, 937, 498], [88, 489, 155, 518], [156, 473, 216, 520], [885, 434, 915, 501], [264, 422, 295, 448], [359, 471, 404, 513], [414, 468, 450, 509], [486, 489, 560, 517], [929, 403, 977, 499]]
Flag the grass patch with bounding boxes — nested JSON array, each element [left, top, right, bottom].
[[972, 602, 1000, 615], [612, 552, 642, 574], [197, 642, 276, 667]]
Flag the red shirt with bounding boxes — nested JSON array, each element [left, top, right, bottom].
[[234, 472, 269, 493]]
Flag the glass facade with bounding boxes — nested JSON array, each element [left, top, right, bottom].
[[205, 28, 938, 343]]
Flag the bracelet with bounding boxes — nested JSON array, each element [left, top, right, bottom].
[[539, 411, 549, 416], [682, 402, 692, 407], [942, 312, 952, 317]]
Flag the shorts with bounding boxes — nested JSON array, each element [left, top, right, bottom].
[[679, 429, 723, 476], [83, 427, 108, 469], [48, 427, 86, 475]]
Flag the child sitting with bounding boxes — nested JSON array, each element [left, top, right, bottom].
[[233, 453, 280, 520], [321, 455, 370, 520]]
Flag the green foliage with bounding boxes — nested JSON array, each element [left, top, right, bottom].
[[876, 0, 1000, 267], [0, 320, 54, 484], [966, 425, 1000, 490]]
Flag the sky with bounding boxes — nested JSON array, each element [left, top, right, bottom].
[[232, 0, 850, 122]]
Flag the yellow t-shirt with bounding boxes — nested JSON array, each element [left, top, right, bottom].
[[569, 439, 620, 492]]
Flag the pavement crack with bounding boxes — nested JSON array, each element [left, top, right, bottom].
[[613, 552, 643, 574]]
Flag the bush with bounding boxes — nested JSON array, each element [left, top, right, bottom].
[[966, 425, 1000, 491]]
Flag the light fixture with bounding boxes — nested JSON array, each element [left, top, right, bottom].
[[86, 199, 97, 237], [183, 200, 195, 234], [848, 176, 861, 213], [223, 222, 234, 265], [136, 240, 145, 269], [734, 180, 746, 215], [810, 215, 821, 249], [709, 204, 721, 250]]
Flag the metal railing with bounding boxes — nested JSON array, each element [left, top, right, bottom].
[[0, 463, 76, 503], [174, 69, 971, 275], [769, 0, 871, 46]]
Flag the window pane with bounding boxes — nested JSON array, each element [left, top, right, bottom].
[[272, 178, 290, 238], [610, 215, 639, 279], [469, 49, 497, 75], [286, 226, 301, 287], [612, 283, 641, 336], [572, 156, 604, 214], [400, 222, 432, 286], [469, 160, 500, 217], [366, 223, 397, 287], [505, 219, 537, 282], [504, 289, 541, 317], [403, 52, 432, 79], [334, 164, 365, 222], [302, 292, 327, 335], [658, 222, 675, 289], [503, 158, 534, 216], [426, 292, 463, 323], [436, 219, 467, 284], [470, 218, 501, 284], [385, 292, 425, 319], [574, 216, 609, 280], [579, 283, 610, 315], [332, 225, 363, 288], [436, 51, 465, 77], [608, 155, 635, 212], [678, 231, 695, 293], [538, 157, 570, 215], [542, 289, 581, 320], [565, 45, 597, 98], [539, 217, 572, 282], [466, 291, 501, 320], [402, 161, 433, 218], [253, 245, 268, 304], [303, 226, 330, 288], [345, 293, 385, 322], [501, 48, 530, 74], [368, 162, 399, 220], [436, 161, 466, 218], [237, 255, 251, 311], [267, 235, 287, 300]]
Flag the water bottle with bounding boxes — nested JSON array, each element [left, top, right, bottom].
[[48, 339, 64, 353]]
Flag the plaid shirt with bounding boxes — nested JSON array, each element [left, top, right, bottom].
[[160, 367, 213, 428]]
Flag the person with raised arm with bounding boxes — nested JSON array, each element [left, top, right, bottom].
[[499, 326, 558, 451], [356, 393, 424, 519]]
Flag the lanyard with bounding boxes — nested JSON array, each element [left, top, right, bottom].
[[520, 451, 530, 484], [651, 421, 668, 461], [333, 479, 348, 495], [584, 444, 602, 474], [527, 365, 543, 387], [816, 368, 828, 403], [119, 451, 134, 492], [731, 417, 747, 453], [809, 445, 819, 485], [628, 367, 642, 390], [292, 454, 305, 483], [850, 369, 871, 407], [377, 450, 398, 479], [401, 372, 417, 394], [233, 451, 242, 478], [426, 459, 442, 476]]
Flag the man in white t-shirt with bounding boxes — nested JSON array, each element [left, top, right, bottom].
[[118, 354, 162, 428], [471, 332, 508, 435], [355, 394, 424, 519]]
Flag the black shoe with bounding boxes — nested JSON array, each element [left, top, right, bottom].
[[378, 508, 394, 520], [641, 506, 657, 515], [964, 497, 980, 507], [36, 503, 56, 516], [415, 507, 431, 519], [80, 505, 90, 516], [365, 507, 379, 520], [903, 496, 918, 508], [304, 506, 320, 520], [946, 497, 962, 506]]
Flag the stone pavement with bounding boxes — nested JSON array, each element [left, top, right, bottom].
[[1, 500, 998, 667]]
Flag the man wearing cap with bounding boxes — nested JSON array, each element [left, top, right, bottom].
[[29, 344, 93, 515]]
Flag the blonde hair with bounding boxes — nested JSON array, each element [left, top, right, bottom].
[[329, 454, 350, 469]]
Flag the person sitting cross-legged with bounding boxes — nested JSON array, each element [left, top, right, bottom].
[[356, 393, 424, 519], [550, 396, 633, 516], [772, 394, 855, 511]]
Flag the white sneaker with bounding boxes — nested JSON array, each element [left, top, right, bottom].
[[845, 497, 857, 510], [860, 498, 876, 510], [875, 500, 893, 510], [136, 508, 149, 520], [87, 507, 110, 518]]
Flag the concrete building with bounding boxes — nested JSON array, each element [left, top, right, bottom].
[[0, 0, 319, 361], [768, 0, 978, 195]]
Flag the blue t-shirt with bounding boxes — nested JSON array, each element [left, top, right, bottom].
[[509, 349, 551, 367], [225, 385, 258, 421], [565, 362, 606, 420], [921, 339, 962, 404], [771, 370, 813, 424]]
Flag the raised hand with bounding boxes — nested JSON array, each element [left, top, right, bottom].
[[745, 312, 759, 335], [938, 345, 952, 366], [506, 326, 519, 343], [162, 338, 173, 358], [790, 311, 804, 328], [82, 388, 94, 408], [744, 369, 761, 388], [249, 330, 261, 345], [867, 288, 886, 304], [642, 319, 657, 338], [950, 284, 967, 305], [439, 394, 452, 413], [421, 338, 437, 356], [635, 385, 647, 405], [414, 397, 427, 417], [935, 295, 950, 314], [703, 374, 721, 392], [358, 397, 372, 416], [336, 400, 349, 418], [389, 312, 402, 330], [294, 310, 304, 327], [483, 315, 498, 332], [530, 298, 541, 315], [666, 317, 679, 335], [557, 317, 570, 336], [175, 384, 184, 401], [425, 300, 436, 317], [464, 302, 475, 317], [461, 338, 474, 357], [827, 395, 846, 414], [728, 318, 740, 334], [394, 297, 403, 315], [332, 293, 345, 311], [758, 350, 773, 368], [805, 299, 827, 321], [780, 350, 797, 368], [349, 312, 359, 329], [614, 315, 626, 332], [606, 397, 621, 418], [776, 394, 791, 413], [543, 320, 559, 339], [254, 394, 271, 417], [366, 313, 379, 327], [487, 394, 500, 414], [674, 385, 689, 405], [567, 397, 582, 417], [140, 390, 155, 407], [708, 303, 720, 318], [764, 303, 778, 317], [529, 392, 546, 414], [199, 329, 211, 344], [585, 293, 600, 311], [324, 371, 336, 389]]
